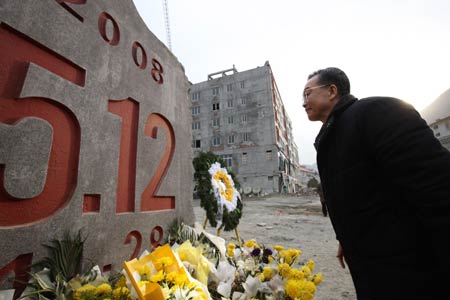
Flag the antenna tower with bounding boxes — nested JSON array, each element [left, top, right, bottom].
[[162, 0, 172, 50]]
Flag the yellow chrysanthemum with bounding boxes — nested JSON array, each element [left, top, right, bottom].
[[262, 267, 274, 281], [288, 268, 305, 280], [274, 245, 284, 252], [285, 279, 316, 300], [307, 259, 315, 272], [227, 242, 236, 257], [244, 239, 259, 248], [155, 257, 174, 270], [76, 284, 96, 292], [150, 270, 165, 283], [277, 263, 291, 278], [73, 284, 96, 300], [285, 279, 302, 299], [280, 248, 302, 265], [114, 276, 127, 288], [301, 265, 312, 278], [112, 287, 131, 300], [303, 281, 317, 299], [95, 283, 112, 295], [166, 271, 177, 284], [312, 272, 323, 286], [136, 264, 151, 277], [174, 273, 189, 286]]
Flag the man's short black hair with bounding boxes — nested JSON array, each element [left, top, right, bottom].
[[308, 67, 351, 96]]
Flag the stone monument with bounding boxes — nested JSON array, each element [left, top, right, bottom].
[[0, 0, 194, 295]]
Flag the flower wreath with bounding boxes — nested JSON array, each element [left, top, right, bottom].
[[193, 152, 243, 231]]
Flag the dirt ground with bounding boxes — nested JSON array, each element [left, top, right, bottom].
[[193, 194, 357, 300]]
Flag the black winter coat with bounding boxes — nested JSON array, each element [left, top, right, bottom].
[[315, 95, 450, 300]]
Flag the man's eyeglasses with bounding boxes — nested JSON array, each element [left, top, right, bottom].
[[303, 84, 330, 103]]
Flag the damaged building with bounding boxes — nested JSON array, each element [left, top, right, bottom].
[[190, 61, 300, 194]]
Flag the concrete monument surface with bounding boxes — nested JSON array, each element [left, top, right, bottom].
[[0, 0, 194, 294]]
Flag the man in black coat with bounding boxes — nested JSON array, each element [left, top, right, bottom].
[[303, 67, 450, 299]]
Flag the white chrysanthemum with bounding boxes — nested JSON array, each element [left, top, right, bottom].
[[208, 162, 240, 211]]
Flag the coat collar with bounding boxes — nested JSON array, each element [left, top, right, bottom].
[[314, 94, 358, 150]]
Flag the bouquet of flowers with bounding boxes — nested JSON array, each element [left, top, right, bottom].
[[167, 223, 323, 300], [122, 244, 209, 300], [226, 239, 322, 300]]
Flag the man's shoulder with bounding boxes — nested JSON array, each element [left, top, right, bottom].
[[339, 96, 418, 126], [351, 96, 415, 113], [357, 96, 412, 106]]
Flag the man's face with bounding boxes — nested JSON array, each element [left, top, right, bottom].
[[302, 75, 335, 123]]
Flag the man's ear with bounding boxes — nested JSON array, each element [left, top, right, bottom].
[[329, 84, 339, 101]]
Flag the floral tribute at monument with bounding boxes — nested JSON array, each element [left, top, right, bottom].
[[193, 152, 243, 235], [10, 227, 323, 300]]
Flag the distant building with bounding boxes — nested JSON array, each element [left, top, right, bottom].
[[190, 61, 300, 194], [421, 88, 450, 150], [298, 165, 319, 189]]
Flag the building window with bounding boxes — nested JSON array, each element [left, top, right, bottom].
[[191, 92, 200, 101], [227, 99, 233, 108], [220, 154, 233, 167], [243, 132, 250, 142], [212, 118, 220, 127], [436, 132, 441, 137], [259, 110, 265, 118], [213, 103, 220, 111], [228, 116, 234, 124], [266, 150, 272, 160], [212, 136, 221, 146], [242, 152, 247, 164], [193, 139, 201, 148], [192, 121, 200, 130], [433, 124, 438, 129], [227, 83, 233, 92], [241, 113, 248, 123], [212, 87, 219, 95], [192, 106, 200, 115], [241, 96, 248, 105], [228, 135, 235, 144], [268, 176, 273, 181], [240, 81, 245, 88]]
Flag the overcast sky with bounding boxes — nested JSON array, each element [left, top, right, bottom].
[[133, 0, 450, 165]]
